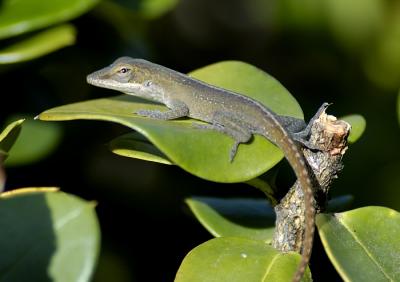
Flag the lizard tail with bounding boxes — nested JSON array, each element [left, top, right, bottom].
[[273, 129, 315, 282], [286, 144, 315, 282]]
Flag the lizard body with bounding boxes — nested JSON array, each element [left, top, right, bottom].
[[87, 57, 321, 281]]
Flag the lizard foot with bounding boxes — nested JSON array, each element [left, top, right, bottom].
[[293, 136, 321, 151], [135, 109, 162, 118], [291, 102, 332, 151], [229, 142, 240, 162]]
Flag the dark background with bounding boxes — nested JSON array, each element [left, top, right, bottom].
[[2, 0, 400, 281]]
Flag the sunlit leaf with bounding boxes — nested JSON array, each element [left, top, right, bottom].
[[175, 237, 311, 282], [316, 206, 400, 281], [109, 132, 172, 165], [185, 197, 275, 241], [0, 188, 100, 281], [341, 114, 366, 143], [0, 119, 24, 159], [0, 24, 76, 64], [5, 116, 62, 167], [0, 0, 99, 39], [39, 61, 303, 183]]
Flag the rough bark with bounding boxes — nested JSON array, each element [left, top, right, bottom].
[[272, 110, 351, 252]]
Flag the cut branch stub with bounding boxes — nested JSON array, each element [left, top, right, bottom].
[[272, 109, 351, 253]]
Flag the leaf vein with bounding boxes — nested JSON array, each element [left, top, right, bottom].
[[262, 253, 280, 281], [340, 217, 392, 280]]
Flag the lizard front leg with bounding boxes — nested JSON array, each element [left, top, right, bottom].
[[135, 99, 189, 120]]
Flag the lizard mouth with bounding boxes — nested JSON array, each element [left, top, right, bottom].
[[86, 72, 117, 90], [86, 71, 137, 94], [86, 72, 102, 86]]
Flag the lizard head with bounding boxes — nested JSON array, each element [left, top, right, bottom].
[[87, 57, 160, 98]]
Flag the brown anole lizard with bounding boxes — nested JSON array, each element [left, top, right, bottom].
[[87, 57, 327, 281]]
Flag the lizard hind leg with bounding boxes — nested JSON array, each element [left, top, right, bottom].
[[292, 102, 331, 150], [217, 124, 252, 162], [194, 112, 253, 162], [193, 121, 251, 162]]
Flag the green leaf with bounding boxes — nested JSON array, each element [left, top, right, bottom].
[[0, 188, 100, 281], [0, 24, 76, 64], [39, 61, 303, 183], [245, 178, 277, 206], [185, 195, 353, 241], [0, 0, 99, 40], [189, 62, 303, 119], [185, 197, 275, 241], [109, 132, 172, 165], [5, 116, 63, 167], [0, 119, 24, 159], [316, 206, 400, 281], [0, 119, 22, 192], [175, 237, 311, 282], [341, 114, 366, 144], [113, 0, 179, 19], [138, 0, 179, 18]]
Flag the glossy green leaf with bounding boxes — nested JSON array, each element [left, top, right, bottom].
[[109, 132, 172, 165], [185, 197, 275, 241], [0, 188, 100, 281], [175, 237, 311, 282], [316, 206, 400, 281], [0, 24, 76, 64], [5, 116, 62, 167], [39, 61, 303, 183], [341, 114, 366, 144], [0, 119, 24, 159], [0, 0, 99, 40], [0, 119, 23, 192]]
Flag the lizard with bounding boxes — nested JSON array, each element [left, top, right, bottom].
[[87, 57, 327, 281]]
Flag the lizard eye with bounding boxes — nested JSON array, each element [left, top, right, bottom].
[[118, 67, 131, 74]]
